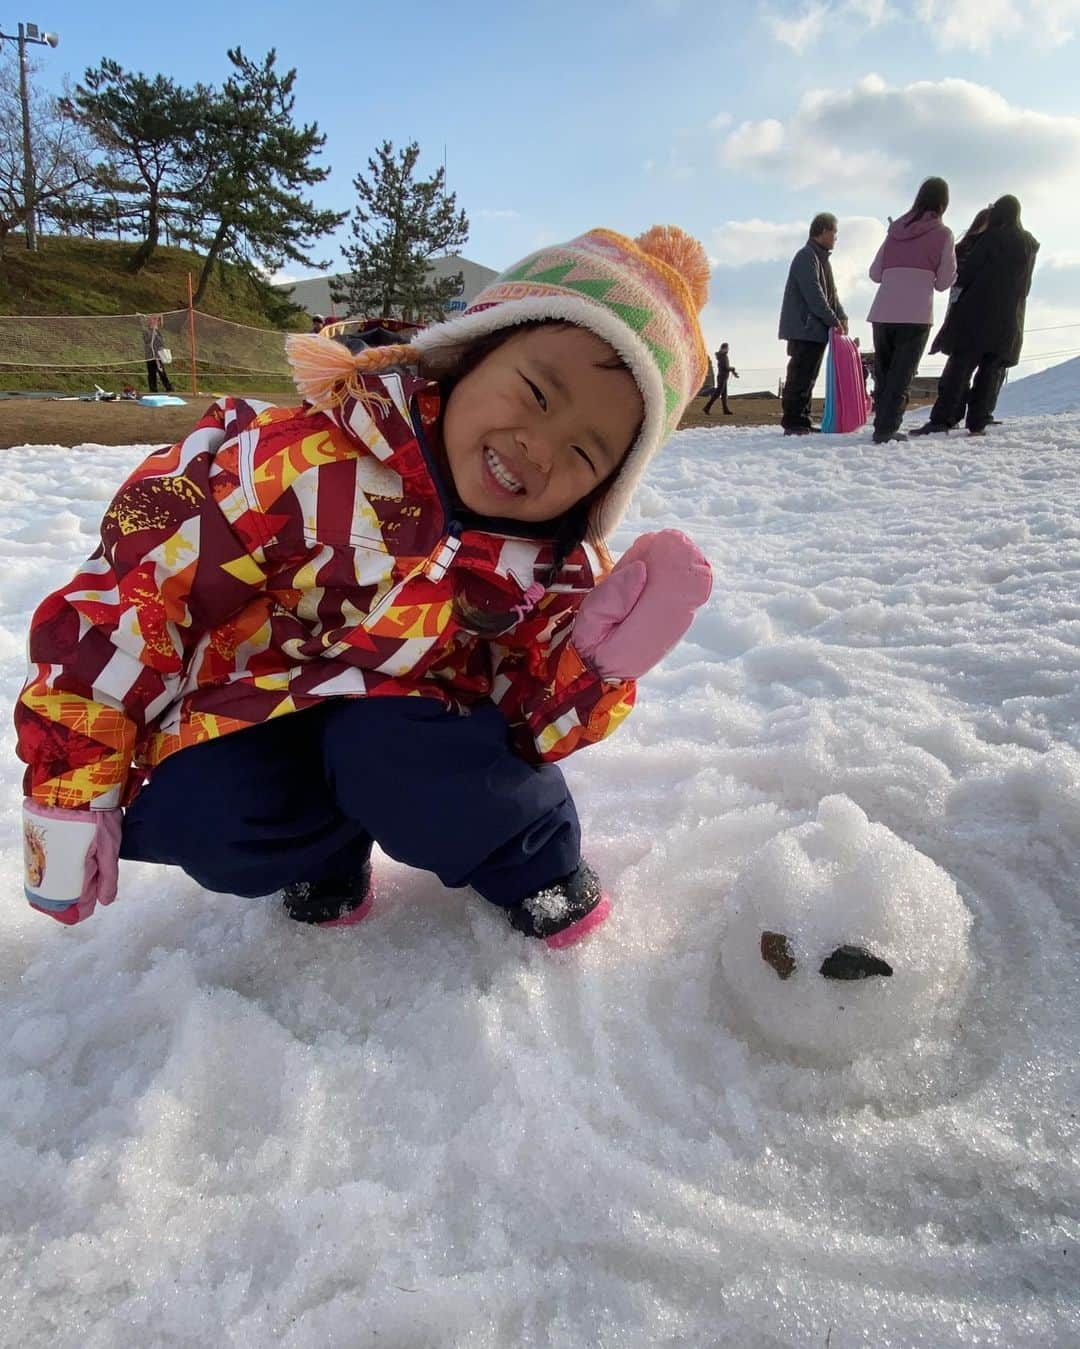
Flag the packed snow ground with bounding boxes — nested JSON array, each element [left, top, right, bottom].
[[1, 407, 1078, 1348]]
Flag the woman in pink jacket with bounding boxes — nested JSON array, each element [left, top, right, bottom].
[[866, 178, 957, 444]]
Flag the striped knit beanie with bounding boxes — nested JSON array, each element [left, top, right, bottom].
[[288, 225, 710, 539]]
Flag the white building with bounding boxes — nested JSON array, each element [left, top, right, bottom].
[[277, 254, 499, 322]]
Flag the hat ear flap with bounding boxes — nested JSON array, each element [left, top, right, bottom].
[[285, 333, 419, 412]]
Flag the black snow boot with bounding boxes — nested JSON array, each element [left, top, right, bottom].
[[283, 861, 374, 927], [504, 860, 611, 948]]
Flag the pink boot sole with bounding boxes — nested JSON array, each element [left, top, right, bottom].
[[544, 894, 612, 949], [314, 891, 375, 928]]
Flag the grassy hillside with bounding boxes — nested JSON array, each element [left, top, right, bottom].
[[0, 233, 306, 395], [0, 232, 305, 326]]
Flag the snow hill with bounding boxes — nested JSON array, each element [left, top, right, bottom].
[[998, 352, 1080, 415], [1, 415, 1078, 1346]]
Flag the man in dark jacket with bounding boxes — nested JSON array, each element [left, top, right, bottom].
[[704, 342, 739, 414], [913, 195, 1039, 436], [778, 213, 847, 435]]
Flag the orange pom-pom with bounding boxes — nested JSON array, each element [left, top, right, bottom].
[[635, 225, 710, 311]]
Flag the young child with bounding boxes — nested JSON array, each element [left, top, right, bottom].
[[16, 225, 713, 948]]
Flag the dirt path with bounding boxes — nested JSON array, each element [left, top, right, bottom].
[[0, 392, 850, 451], [0, 393, 288, 450]]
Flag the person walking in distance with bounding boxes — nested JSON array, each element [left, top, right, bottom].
[[866, 177, 956, 444], [703, 343, 739, 415], [778, 213, 847, 435], [141, 315, 174, 394]]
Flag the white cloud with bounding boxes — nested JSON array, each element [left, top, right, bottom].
[[1041, 0, 1080, 42], [763, 0, 1078, 50], [711, 216, 887, 275], [718, 74, 1080, 208], [914, 0, 1022, 49], [848, 0, 891, 20], [764, 0, 890, 51], [477, 209, 521, 221], [915, 0, 1080, 48], [710, 219, 810, 267], [766, 2, 830, 51]]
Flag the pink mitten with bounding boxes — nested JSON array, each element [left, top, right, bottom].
[[23, 801, 123, 926], [573, 530, 713, 680]]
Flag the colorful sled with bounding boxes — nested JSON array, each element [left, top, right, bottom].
[[820, 328, 871, 433]]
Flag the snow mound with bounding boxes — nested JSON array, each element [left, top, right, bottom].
[[720, 795, 973, 1062], [998, 353, 1080, 416]]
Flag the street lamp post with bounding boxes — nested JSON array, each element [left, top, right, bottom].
[[0, 20, 60, 252]]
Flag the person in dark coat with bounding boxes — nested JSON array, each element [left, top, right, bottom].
[[912, 195, 1039, 436], [703, 342, 739, 414], [942, 207, 991, 313], [778, 213, 847, 435]]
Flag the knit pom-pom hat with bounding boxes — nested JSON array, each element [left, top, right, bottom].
[[286, 224, 710, 539]]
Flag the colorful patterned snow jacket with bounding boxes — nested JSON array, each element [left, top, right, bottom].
[[15, 370, 636, 813]]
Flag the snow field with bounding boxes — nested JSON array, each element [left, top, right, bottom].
[[0, 417, 1078, 1347]]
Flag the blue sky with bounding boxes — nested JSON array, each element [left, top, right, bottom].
[[32, 0, 1080, 386]]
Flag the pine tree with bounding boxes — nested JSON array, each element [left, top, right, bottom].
[[64, 59, 211, 272], [333, 140, 469, 321], [181, 48, 345, 308]]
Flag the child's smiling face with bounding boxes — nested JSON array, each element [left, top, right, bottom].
[[440, 324, 643, 523]]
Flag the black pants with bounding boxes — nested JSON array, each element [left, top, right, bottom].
[[781, 340, 826, 430], [121, 698, 581, 908], [929, 351, 1006, 431], [146, 359, 173, 393], [704, 378, 731, 414], [872, 322, 929, 437]]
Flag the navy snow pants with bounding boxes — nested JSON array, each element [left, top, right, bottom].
[[121, 698, 581, 909]]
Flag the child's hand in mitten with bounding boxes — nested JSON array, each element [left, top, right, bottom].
[[22, 801, 122, 925], [573, 530, 712, 680]]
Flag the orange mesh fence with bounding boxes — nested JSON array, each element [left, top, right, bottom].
[[0, 309, 293, 390]]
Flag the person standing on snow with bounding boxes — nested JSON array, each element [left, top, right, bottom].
[[778, 213, 847, 436], [703, 343, 739, 415], [866, 177, 956, 445], [928, 206, 1001, 428], [15, 224, 713, 948], [913, 194, 1039, 437]]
